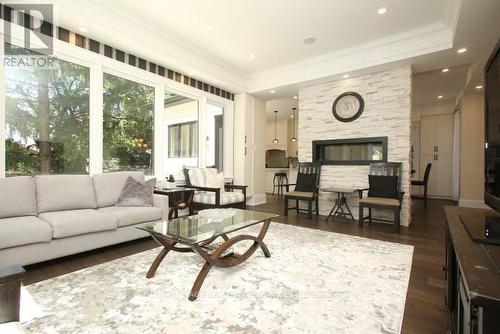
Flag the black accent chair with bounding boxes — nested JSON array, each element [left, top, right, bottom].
[[183, 168, 247, 210], [284, 162, 321, 220], [411, 163, 432, 207], [358, 162, 404, 233]]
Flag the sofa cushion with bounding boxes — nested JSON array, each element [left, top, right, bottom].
[[194, 192, 245, 205], [117, 177, 156, 207], [39, 209, 118, 238], [97, 206, 162, 227], [93, 172, 145, 208], [0, 216, 53, 249], [0, 176, 37, 218], [35, 175, 97, 213]]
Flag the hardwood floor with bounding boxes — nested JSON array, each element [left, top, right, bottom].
[[24, 195, 452, 333]]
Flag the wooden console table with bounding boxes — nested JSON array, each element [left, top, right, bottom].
[[444, 206, 500, 333]]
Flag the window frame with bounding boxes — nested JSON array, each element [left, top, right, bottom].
[[0, 26, 235, 180]]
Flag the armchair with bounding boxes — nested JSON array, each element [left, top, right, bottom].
[[183, 167, 247, 210], [358, 162, 404, 232]]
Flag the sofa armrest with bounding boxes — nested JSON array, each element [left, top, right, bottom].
[[153, 194, 169, 221]]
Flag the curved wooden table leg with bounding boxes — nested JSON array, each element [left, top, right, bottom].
[[189, 262, 213, 301], [187, 220, 272, 301], [147, 247, 172, 278]]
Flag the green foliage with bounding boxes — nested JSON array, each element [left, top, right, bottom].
[[103, 73, 154, 173], [5, 44, 154, 175]]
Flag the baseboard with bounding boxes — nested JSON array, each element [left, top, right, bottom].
[[458, 199, 489, 209], [247, 193, 267, 206]]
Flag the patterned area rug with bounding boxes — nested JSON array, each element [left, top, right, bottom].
[[21, 222, 413, 334]]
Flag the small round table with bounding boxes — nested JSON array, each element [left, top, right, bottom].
[[322, 187, 355, 222]]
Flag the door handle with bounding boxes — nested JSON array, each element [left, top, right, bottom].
[[244, 147, 247, 156]]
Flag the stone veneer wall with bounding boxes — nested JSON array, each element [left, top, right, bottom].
[[298, 65, 412, 226]]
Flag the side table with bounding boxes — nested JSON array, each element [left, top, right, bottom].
[[154, 187, 195, 219], [0, 265, 25, 323], [322, 187, 355, 222]]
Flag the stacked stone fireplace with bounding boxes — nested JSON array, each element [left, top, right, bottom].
[[298, 65, 412, 226]]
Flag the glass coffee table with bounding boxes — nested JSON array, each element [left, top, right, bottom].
[[137, 209, 278, 301]]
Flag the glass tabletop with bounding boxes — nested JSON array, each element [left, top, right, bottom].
[[137, 209, 278, 246]]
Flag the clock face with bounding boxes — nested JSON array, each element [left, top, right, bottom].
[[332, 92, 364, 122]]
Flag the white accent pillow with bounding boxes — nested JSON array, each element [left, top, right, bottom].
[[205, 172, 225, 192]]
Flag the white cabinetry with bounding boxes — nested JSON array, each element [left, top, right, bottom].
[[420, 114, 454, 198]]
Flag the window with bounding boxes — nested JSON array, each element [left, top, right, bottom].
[[168, 121, 198, 158], [206, 104, 224, 170], [103, 73, 154, 174], [4, 43, 90, 176], [164, 91, 199, 176]]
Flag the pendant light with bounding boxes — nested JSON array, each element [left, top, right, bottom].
[[272, 110, 279, 143], [291, 107, 297, 142]]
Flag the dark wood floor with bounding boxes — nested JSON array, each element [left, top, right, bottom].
[[24, 195, 452, 334]]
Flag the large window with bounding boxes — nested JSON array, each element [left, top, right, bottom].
[[103, 73, 154, 174], [164, 91, 199, 176], [168, 121, 198, 158], [4, 43, 90, 176]]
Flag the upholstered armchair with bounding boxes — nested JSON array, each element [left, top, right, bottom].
[[183, 167, 247, 210]]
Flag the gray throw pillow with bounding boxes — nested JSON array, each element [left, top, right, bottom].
[[116, 176, 156, 207]]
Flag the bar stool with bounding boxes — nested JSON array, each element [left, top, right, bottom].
[[272, 172, 288, 195]]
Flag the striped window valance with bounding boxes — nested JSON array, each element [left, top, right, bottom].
[[0, 4, 234, 101]]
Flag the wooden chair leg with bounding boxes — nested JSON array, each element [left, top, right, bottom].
[[296, 200, 299, 214], [368, 208, 372, 224], [307, 200, 312, 220], [394, 208, 401, 233], [284, 197, 288, 216], [359, 205, 363, 227], [424, 185, 428, 208], [315, 198, 319, 215]]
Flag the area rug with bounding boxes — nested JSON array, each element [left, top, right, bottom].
[[21, 222, 413, 334]]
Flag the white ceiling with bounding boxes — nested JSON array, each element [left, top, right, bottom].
[[6, 0, 499, 106], [265, 98, 298, 120], [91, 0, 444, 74]]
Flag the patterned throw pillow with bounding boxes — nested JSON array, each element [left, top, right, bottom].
[[116, 176, 156, 207]]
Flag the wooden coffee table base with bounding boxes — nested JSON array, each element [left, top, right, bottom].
[[146, 220, 271, 301]]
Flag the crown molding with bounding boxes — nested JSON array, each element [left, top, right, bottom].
[[248, 0, 462, 93], [248, 22, 454, 93]]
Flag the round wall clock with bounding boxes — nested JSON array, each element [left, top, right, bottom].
[[332, 92, 364, 122]]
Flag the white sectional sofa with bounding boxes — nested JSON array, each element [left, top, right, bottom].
[[0, 172, 168, 267]]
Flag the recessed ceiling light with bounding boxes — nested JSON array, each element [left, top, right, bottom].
[[442, 68, 449, 72], [343, 74, 349, 78], [377, 7, 387, 15], [303, 37, 316, 45], [438, 95, 443, 99], [270, 90, 275, 94], [204, 24, 213, 31], [457, 48, 467, 54], [476, 85, 483, 89], [293, 96, 298, 99], [249, 53, 255, 59], [78, 27, 88, 33]]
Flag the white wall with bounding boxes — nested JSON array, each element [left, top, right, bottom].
[[459, 93, 485, 208], [299, 65, 412, 226], [234, 93, 267, 205]]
